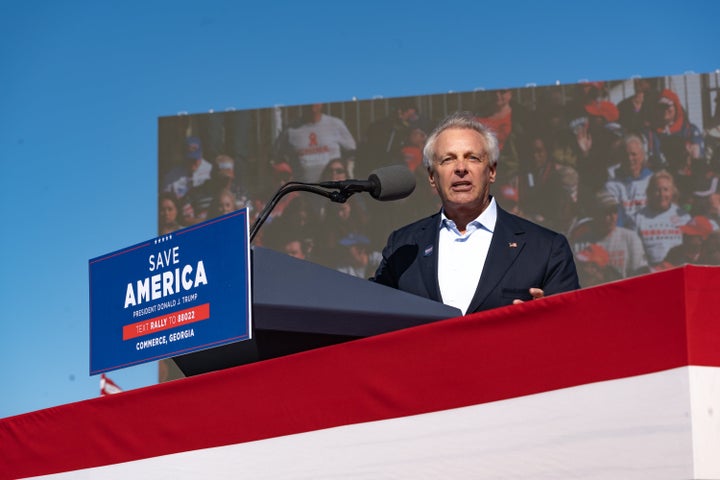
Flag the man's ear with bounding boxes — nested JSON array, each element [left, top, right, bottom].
[[428, 167, 437, 190]]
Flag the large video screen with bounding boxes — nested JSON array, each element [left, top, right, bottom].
[[158, 72, 720, 289]]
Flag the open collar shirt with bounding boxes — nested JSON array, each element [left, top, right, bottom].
[[437, 197, 497, 314]]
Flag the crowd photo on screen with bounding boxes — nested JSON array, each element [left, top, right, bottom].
[[158, 72, 720, 289]]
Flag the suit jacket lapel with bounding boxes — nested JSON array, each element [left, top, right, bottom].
[[417, 214, 442, 302], [467, 207, 525, 312]]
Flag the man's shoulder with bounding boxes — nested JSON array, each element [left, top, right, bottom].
[[498, 207, 562, 238], [390, 213, 440, 239]]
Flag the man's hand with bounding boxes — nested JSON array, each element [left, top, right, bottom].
[[513, 288, 544, 305]]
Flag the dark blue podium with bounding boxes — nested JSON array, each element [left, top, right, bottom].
[[172, 246, 460, 375]]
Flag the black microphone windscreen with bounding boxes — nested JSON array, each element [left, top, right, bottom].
[[368, 165, 416, 201]]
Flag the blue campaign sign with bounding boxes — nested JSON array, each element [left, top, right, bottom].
[[89, 210, 252, 374]]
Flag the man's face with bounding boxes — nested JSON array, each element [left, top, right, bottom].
[[160, 199, 177, 224], [219, 195, 235, 215], [428, 128, 496, 215], [496, 90, 512, 108], [649, 177, 674, 211], [328, 161, 347, 181], [284, 240, 305, 260], [625, 140, 645, 178], [599, 208, 618, 235]]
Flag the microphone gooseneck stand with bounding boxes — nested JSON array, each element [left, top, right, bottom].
[[249, 181, 364, 243]]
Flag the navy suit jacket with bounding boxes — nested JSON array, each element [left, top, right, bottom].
[[371, 205, 580, 314]]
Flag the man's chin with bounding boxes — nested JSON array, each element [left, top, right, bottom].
[[444, 197, 486, 211]]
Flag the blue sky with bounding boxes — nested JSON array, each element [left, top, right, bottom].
[[1, 0, 717, 419]]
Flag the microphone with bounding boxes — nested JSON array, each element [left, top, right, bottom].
[[318, 164, 416, 201], [250, 165, 415, 242]]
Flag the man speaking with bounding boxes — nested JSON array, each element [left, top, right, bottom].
[[371, 112, 579, 314]]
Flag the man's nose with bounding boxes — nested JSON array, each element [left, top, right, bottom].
[[454, 158, 469, 173]]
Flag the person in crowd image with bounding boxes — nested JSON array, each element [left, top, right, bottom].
[[561, 83, 623, 208], [661, 132, 709, 205], [699, 230, 720, 265], [265, 161, 299, 218], [559, 84, 624, 183], [197, 110, 255, 183], [248, 161, 300, 246], [517, 133, 577, 233], [371, 112, 579, 314], [475, 88, 531, 188], [401, 121, 431, 173], [319, 157, 350, 183], [261, 203, 317, 260], [568, 190, 649, 278], [315, 195, 370, 264], [604, 134, 654, 230], [356, 97, 421, 177], [207, 188, 237, 219], [645, 89, 706, 169], [158, 192, 184, 235], [335, 233, 383, 279], [577, 82, 620, 129], [634, 170, 691, 268], [263, 194, 321, 257], [282, 237, 309, 260], [162, 136, 214, 201], [179, 197, 201, 227], [689, 179, 720, 228], [663, 215, 716, 267], [208, 154, 246, 204], [274, 103, 357, 183], [574, 243, 622, 288], [358, 104, 431, 249], [192, 152, 251, 221], [260, 218, 313, 263], [617, 78, 659, 133], [159, 136, 217, 222]]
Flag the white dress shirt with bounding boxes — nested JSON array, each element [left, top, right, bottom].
[[437, 198, 497, 314]]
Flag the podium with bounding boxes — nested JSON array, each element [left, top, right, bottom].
[[171, 246, 461, 376], [2, 265, 720, 479]]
